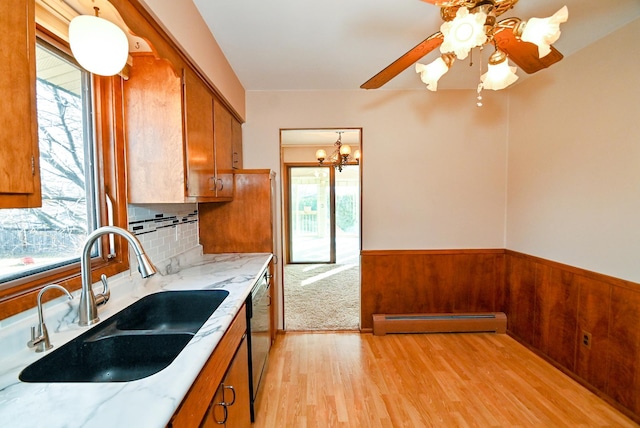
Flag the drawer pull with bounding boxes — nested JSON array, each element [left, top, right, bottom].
[[213, 401, 227, 425], [223, 384, 236, 406]]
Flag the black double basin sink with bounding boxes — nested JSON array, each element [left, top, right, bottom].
[[19, 290, 229, 383]]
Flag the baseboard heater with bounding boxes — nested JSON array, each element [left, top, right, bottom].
[[372, 312, 507, 336]]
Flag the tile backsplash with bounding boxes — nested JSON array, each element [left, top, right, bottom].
[[127, 203, 200, 267]]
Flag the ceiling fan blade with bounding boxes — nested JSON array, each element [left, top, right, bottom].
[[419, 0, 465, 6], [361, 32, 444, 89], [494, 27, 563, 74]]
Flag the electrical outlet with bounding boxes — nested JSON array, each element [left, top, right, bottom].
[[582, 331, 592, 349]]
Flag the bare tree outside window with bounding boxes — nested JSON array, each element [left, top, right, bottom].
[[0, 45, 95, 283]]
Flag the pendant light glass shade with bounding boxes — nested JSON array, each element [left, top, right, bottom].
[[521, 6, 569, 58], [69, 15, 129, 76]]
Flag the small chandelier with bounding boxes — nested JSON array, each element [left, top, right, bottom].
[[416, 2, 568, 92], [315, 132, 361, 172]]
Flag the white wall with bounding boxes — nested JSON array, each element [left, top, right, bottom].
[[507, 18, 640, 283], [139, 0, 246, 119], [243, 90, 509, 253]]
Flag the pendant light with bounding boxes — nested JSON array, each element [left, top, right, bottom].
[[69, 7, 129, 76]]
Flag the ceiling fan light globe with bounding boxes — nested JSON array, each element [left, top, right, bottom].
[[416, 57, 450, 91], [440, 8, 487, 60], [481, 60, 519, 90], [521, 6, 569, 58], [454, 23, 474, 42]]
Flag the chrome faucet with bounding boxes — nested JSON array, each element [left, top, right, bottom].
[[79, 226, 157, 326], [28, 284, 73, 352]]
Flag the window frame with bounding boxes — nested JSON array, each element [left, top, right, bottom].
[[0, 27, 130, 321]]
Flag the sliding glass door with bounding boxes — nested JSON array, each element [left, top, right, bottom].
[[334, 165, 360, 264], [288, 166, 335, 263], [288, 165, 361, 264]]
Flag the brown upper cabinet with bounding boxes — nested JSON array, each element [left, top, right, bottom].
[[232, 116, 243, 170], [0, 0, 42, 209], [212, 97, 234, 199], [124, 54, 237, 203]]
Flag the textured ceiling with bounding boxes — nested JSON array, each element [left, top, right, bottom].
[[193, 0, 640, 91]]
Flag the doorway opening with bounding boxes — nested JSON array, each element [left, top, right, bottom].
[[281, 129, 362, 331]]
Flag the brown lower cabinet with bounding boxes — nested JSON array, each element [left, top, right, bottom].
[[170, 305, 251, 428], [201, 337, 251, 427]]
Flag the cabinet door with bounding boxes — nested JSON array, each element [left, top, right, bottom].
[[0, 0, 41, 208], [213, 97, 234, 199], [223, 336, 251, 427], [183, 68, 215, 198], [201, 336, 251, 428], [124, 55, 186, 203], [231, 117, 243, 170]]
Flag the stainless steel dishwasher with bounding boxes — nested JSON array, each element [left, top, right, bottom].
[[246, 268, 271, 421]]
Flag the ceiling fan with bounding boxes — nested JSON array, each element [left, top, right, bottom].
[[361, 0, 568, 91]]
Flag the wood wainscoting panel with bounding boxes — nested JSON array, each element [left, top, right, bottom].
[[505, 254, 536, 343], [455, 253, 505, 313], [418, 254, 455, 312], [360, 250, 506, 331], [575, 274, 612, 392], [534, 265, 579, 372], [608, 285, 640, 415]]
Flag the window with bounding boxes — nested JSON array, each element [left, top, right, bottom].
[[0, 42, 99, 285]]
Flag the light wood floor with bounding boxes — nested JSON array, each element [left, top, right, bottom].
[[253, 332, 638, 427]]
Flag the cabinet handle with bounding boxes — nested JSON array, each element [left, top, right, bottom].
[[217, 178, 224, 191], [222, 384, 236, 406], [213, 402, 227, 425], [209, 177, 216, 191]]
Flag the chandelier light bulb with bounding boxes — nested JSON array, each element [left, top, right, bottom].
[[314, 132, 357, 172], [69, 14, 129, 76], [521, 5, 569, 58]]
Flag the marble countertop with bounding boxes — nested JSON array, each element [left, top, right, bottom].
[[0, 252, 272, 428]]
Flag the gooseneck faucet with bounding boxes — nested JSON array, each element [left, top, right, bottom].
[[79, 226, 158, 326], [28, 284, 73, 352]]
